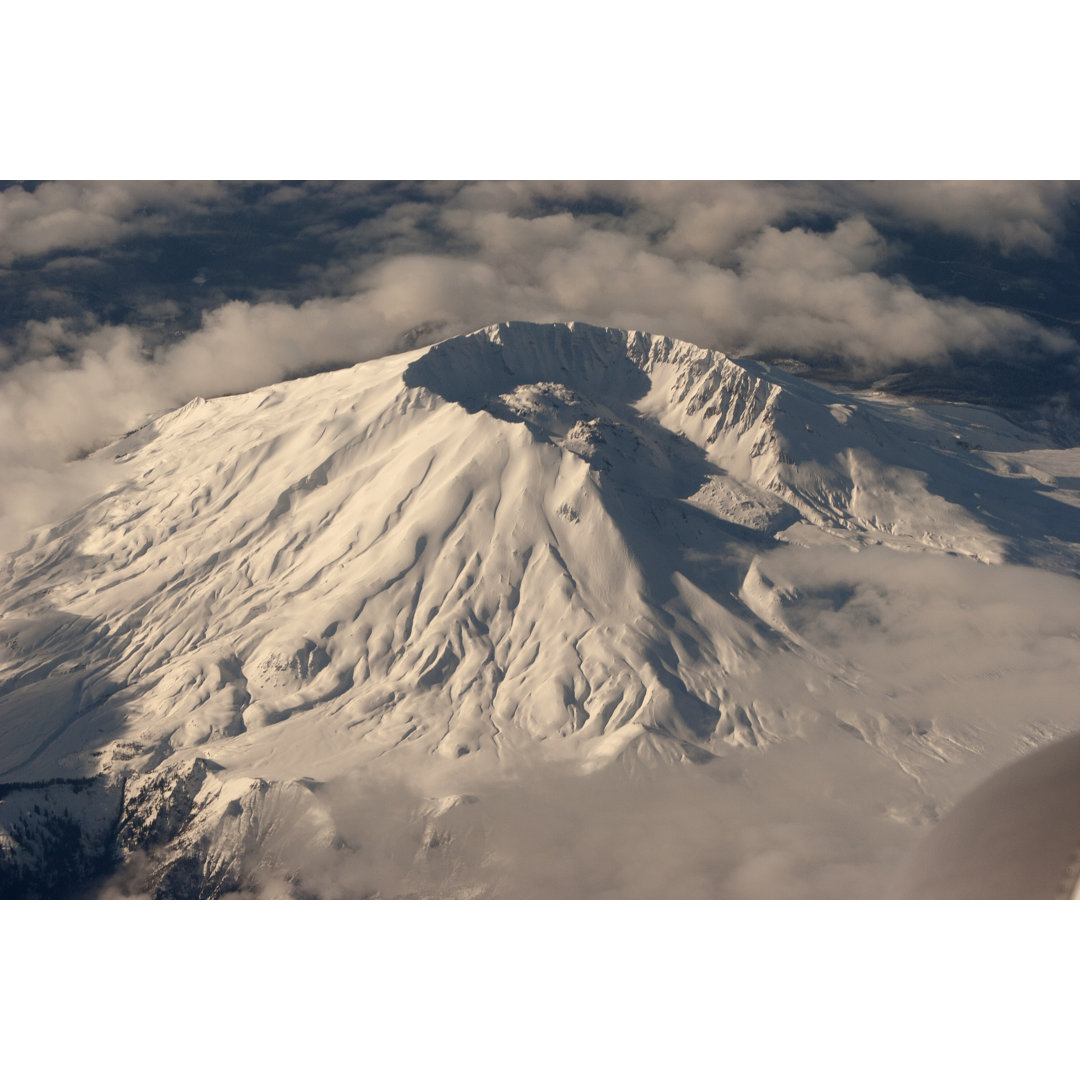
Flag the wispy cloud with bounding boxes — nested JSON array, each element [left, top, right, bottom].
[[0, 181, 232, 265], [844, 180, 1077, 256]]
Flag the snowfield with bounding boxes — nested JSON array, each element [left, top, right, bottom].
[[4, 320, 1080, 898]]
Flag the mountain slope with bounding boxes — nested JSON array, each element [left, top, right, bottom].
[[5, 321, 1080, 897]]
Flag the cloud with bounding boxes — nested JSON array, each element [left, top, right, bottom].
[[116, 750, 914, 900], [0, 181, 232, 265], [426, 202, 1074, 369], [742, 544, 1080, 792], [0, 458, 120, 556], [621, 180, 831, 261], [845, 180, 1078, 256], [731, 218, 1073, 369]]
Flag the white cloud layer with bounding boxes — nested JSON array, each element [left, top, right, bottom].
[[0, 181, 230, 265], [847, 180, 1076, 256]]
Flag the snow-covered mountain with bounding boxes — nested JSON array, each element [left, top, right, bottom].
[[5, 321, 1080, 898]]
